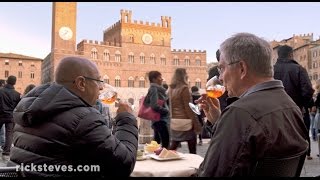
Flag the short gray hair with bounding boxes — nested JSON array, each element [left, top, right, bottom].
[[220, 32, 273, 77]]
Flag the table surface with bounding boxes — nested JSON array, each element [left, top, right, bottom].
[[131, 153, 204, 177]]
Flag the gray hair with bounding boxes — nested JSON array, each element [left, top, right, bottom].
[[220, 32, 273, 77]]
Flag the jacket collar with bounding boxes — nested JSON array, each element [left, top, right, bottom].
[[276, 58, 299, 65], [4, 84, 14, 89]]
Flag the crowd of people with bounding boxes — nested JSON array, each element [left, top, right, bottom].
[[0, 32, 319, 177]]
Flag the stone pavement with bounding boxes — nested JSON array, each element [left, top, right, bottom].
[[1, 138, 319, 177]]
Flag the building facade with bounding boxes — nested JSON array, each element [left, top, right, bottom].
[[0, 53, 42, 94], [41, 2, 208, 113]]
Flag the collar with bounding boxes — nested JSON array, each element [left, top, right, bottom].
[[4, 84, 14, 89], [239, 80, 284, 98], [276, 58, 299, 65]]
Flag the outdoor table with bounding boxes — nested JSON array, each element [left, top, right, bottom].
[[131, 153, 204, 177]]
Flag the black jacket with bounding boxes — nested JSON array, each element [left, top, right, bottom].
[[0, 84, 20, 121], [10, 83, 138, 177], [274, 58, 314, 109]]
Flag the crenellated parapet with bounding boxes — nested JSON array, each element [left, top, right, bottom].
[[111, 9, 172, 29], [161, 16, 171, 28], [171, 49, 206, 53], [104, 20, 121, 33], [77, 39, 121, 50], [293, 33, 314, 38]]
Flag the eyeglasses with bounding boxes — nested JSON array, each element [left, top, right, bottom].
[[73, 76, 104, 85], [217, 60, 241, 74]]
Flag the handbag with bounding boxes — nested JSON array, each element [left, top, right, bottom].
[[138, 96, 165, 121], [170, 118, 193, 131]]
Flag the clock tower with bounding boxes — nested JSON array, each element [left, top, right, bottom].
[[52, 2, 77, 53], [42, 2, 77, 83]]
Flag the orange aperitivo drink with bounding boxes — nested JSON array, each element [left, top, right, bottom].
[[206, 87, 224, 98]]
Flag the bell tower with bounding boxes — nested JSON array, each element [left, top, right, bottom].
[[52, 2, 77, 53], [42, 2, 77, 83]]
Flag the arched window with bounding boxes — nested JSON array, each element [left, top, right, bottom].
[[103, 50, 110, 61], [115, 51, 121, 62], [91, 48, 98, 59], [115, 76, 121, 87], [160, 54, 166, 65], [173, 56, 179, 66], [128, 76, 134, 87], [161, 38, 165, 46], [195, 78, 201, 88], [139, 77, 145, 88], [128, 52, 134, 63], [4, 70, 9, 78], [103, 75, 109, 84], [140, 53, 145, 64], [150, 54, 156, 64], [5, 59, 9, 65], [184, 56, 190, 66]]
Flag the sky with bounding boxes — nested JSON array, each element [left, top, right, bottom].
[[1, 2, 320, 63]]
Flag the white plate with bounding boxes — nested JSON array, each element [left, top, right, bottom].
[[149, 153, 185, 161]]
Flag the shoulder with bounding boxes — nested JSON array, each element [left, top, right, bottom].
[[148, 86, 157, 92], [70, 106, 106, 128]]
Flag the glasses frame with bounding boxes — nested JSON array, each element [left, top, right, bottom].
[[217, 60, 241, 74], [73, 76, 104, 85]]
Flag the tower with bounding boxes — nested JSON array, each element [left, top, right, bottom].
[[51, 2, 77, 53], [42, 2, 77, 83]]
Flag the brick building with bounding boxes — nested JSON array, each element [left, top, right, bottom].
[[41, 2, 208, 113], [0, 53, 42, 94]]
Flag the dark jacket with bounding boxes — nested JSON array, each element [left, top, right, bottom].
[[197, 81, 308, 177], [10, 83, 138, 177], [274, 58, 314, 109], [0, 84, 21, 121], [145, 83, 169, 121]]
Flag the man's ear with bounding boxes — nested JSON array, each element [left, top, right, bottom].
[[74, 76, 86, 92], [239, 61, 247, 79]]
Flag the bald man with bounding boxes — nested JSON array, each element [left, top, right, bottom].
[[10, 56, 138, 177]]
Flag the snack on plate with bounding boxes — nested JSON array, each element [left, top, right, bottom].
[[158, 148, 180, 158], [154, 147, 163, 155], [144, 140, 160, 153]]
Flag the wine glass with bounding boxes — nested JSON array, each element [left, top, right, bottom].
[[189, 75, 226, 115], [99, 83, 118, 104]]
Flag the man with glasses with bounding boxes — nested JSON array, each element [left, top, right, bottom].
[[10, 56, 138, 177], [196, 33, 308, 176]]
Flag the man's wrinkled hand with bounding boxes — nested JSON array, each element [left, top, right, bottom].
[[196, 94, 221, 123]]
